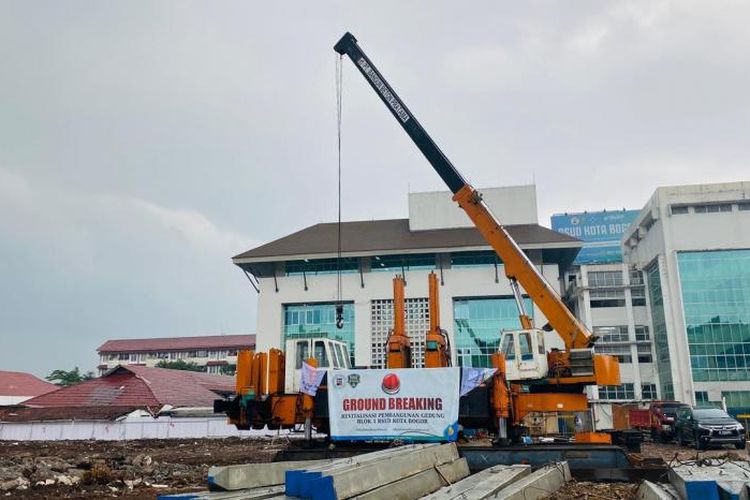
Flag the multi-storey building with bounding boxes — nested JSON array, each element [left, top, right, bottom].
[[234, 186, 581, 369], [96, 334, 255, 375], [623, 182, 750, 413]]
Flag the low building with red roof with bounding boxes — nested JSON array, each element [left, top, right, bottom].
[[0, 371, 57, 406], [0, 365, 244, 441], [96, 334, 255, 375]]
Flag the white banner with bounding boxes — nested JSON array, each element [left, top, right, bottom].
[[460, 367, 497, 397], [299, 362, 326, 396], [327, 367, 460, 442]]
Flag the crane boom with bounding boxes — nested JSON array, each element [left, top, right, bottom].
[[334, 32, 594, 349]]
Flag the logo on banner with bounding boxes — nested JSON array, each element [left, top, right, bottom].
[[333, 374, 345, 388], [381, 373, 400, 395], [347, 374, 361, 388]]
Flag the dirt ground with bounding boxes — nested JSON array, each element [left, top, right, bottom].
[[1, 437, 747, 499]]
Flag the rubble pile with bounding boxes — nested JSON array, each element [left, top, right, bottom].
[[543, 480, 639, 499], [0, 437, 285, 498]]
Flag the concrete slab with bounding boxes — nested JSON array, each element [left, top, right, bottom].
[[426, 464, 530, 500], [158, 484, 285, 499], [352, 457, 469, 500], [287, 444, 436, 497], [308, 443, 460, 500], [492, 462, 571, 500], [208, 459, 334, 491], [636, 480, 680, 500], [669, 462, 750, 500]]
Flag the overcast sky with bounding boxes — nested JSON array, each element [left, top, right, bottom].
[[2, 1, 749, 376]]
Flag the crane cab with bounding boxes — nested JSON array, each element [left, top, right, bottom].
[[285, 338, 351, 393], [499, 329, 549, 381]]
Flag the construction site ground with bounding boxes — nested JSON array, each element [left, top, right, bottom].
[[0, 437, 747, 499]]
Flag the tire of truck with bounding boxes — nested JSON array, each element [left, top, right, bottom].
[[678, 431, 687, 446]]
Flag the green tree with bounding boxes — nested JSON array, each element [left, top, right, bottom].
[[46, 367, 95, 386], [155, 359, 206, 372], [220, 364, 237, 376]]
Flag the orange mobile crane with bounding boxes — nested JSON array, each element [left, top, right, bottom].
[[332, 32, 619, 443], [216, 33, 620, 444]]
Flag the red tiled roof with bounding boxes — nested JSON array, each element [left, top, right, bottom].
[[22, 365, 235, 410], [0, 371, 57, 397], [97, 334, 255, 353], [0, 406, 140, 422]]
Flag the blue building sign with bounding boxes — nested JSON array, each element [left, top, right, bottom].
[[551, 210, 640, 264]]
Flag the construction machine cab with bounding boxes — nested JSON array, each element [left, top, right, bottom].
[[499, 329, 549, 381], [285, 338, 351, 393]]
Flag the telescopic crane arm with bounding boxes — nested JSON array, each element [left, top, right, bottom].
[[334, 32, 594, 350]]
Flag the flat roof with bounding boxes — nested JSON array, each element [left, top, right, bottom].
[[97, 334, 255, 353]]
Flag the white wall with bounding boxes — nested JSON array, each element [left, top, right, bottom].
[[408, 185, 538, 231], [256, 262, 563, 368], [0, 410, 286, 441]]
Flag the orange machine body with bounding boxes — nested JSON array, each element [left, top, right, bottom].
[[386, 275, 412, 369], [425, 271, 450, 368]]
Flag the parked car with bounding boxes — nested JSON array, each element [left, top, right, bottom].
[[649, 401, 689, 442], [675, 407, 746, 450]]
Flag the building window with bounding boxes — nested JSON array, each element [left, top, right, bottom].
[[722, 391, 750, 413], [598, 383, 635, 400], [453, 297, 533, 368], [118, 353, 129, 360], [637, 344, 653, 363], [678, 250, 750, 382], [646, 260, 674, 400], [739, 202, 750, 212], [642, 384, 657, 399], [631, 286, 647, 306], [450, 251, 498, 268], [595, 345, 632, 364], [371, 297, 429, 368], [694, 203, 732, 213], [629, 269, 644, 285], [594, 326, 629, 343], [285, 257, 359, 276], [695, 391, 709, 405], [283, 302, 355, 362], [671, 205, 689, 215], [588, 271, 624, 287], [371, 253, 436, 272], [635, 325, 650, 342], [590, 289, 626, 308]]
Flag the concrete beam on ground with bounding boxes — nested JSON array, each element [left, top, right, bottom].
[[423, 464, 530, 500], [668, 462, 750, 500], [158, 484, 285, 499], [308, 443, 460, 500], [208, 459, 334, 491], [636, 480, 680, 500], [352, 457, 469, 500], [492, 462, 571, 500], [286, 444, 437, 497]]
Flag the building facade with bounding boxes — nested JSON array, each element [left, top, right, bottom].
[[235, 186, 581, 369], [623, 182, 750, 412], [96, 334, 256, 375]]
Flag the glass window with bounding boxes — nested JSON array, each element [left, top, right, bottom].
[[295, 341, 309, 369], [283, 302, 355, 363], [637, 344, 653, 363], [695, 391, 709, 404], [594, 326, 629, 343], [635, 325, 650, 341], [314, 340, 329, 368], [596, 344, 632, 363], [334, 343, 345, 368], [642, 384, 657, 399], [739, 202, 750, 212], [501, 334, 515, 360], [371, 253, 436, 272], [519, 332, 533, 360], [537, 331, 545, 355], [588, 271, 624, 287], [451, 251, 499, 268], [678, 250, 750, 383], [454, 297, 533, 367], [694, 204, 732, 213], [285, 257, 359, 276], [598, 383, 635, 400], [671, 205, 689, 215], [647, 260, 674, 400]]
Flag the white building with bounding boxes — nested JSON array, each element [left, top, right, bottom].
[[234, 186, 581, 369], [623, 182, 750, 412], [96, 334, 255, 375]]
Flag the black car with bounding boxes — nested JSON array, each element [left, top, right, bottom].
[[675, 407, 745, 450]]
